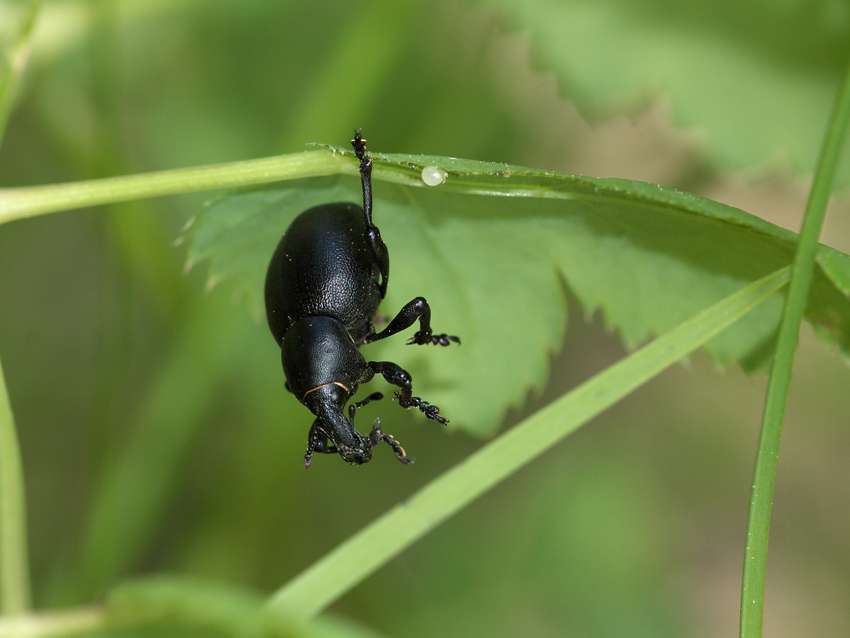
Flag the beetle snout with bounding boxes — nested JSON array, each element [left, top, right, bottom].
[[331, 428, 372, 465], [320, 410, 373, 465], [340, 444, 373, 465]]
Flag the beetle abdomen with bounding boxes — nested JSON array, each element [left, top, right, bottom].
[[265, 203, 381, 345]]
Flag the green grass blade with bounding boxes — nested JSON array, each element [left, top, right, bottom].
[[739, 56, 850, 638], [0, 353, 31, 614], [268, 267, 791, 621], [0, 0, 42, 152]]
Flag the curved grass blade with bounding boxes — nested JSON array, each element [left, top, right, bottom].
[[268, 267, 790, 621]]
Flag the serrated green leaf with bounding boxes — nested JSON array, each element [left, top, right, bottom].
[[472, 0, 850, 183], [186, 150, 850, 436]]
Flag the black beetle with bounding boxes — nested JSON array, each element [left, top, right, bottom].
[[264, 132, 459, 468]]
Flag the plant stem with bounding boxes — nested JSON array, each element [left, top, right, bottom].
[[268, 267, 791, 621], [739, 58, 850, 638], [0, 353, 31, 615], [0, 608, 104, 638], [0, 150, 348, 225]]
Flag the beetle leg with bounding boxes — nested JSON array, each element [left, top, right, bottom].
[[367, 360, 412, 392], [367, 418, 413, 465], [393, 391, 449, 425], [352, 131, 390, 298], [349, 388, 414, 464], [347, 392, 384, 422], [304, 423, 338, 469], [366, 360, 449, 425], [365, 297, 460, 346]]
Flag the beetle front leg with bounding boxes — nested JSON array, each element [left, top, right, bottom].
[[348, 391, 413, 464], [368, 418, 413, 465], [367, 361, 449, 424], [365, 297, 460, 346], [304, 423, 337, 469]]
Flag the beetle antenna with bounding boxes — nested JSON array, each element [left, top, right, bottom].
[[352, 130, 375, 229]]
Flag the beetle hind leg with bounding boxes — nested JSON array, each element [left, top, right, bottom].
[[411, 333, 461, 347], [366, 297, 460, 347]]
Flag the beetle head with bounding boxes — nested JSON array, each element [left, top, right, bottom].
[[303, 384, 372, 467]]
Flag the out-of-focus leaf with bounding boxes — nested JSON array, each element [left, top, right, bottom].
[[107, 575, 387, 638], [472, 0, 850, 183], [186, 150, 850, 435]]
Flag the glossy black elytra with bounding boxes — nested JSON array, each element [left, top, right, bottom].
[[264, 132, 459, 468]]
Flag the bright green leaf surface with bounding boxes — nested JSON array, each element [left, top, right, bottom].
[[187, 150, 850, 435]]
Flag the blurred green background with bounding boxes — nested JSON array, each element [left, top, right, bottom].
[[1, 1, 849, 636]]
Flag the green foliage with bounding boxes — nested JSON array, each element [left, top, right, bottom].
[[106, 576, 386, 638], [1, 1, 850, 638], [188, 147, 850, 434], [475, 0, 850, 183]]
